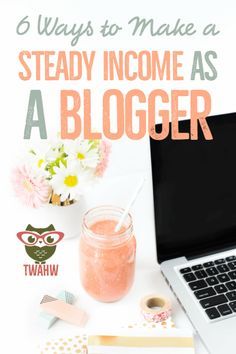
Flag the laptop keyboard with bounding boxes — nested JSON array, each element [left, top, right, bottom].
[[180, 255, 236, 320]]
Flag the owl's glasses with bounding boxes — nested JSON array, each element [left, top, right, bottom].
[[17, 231, 64, 246]]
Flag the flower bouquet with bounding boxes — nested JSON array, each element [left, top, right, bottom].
[[12, 138, 111, 238]]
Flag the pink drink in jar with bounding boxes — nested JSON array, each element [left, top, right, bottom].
[[79, 206, 136, 302]]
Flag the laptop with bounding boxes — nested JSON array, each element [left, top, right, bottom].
[[150, 112, 236, 354]]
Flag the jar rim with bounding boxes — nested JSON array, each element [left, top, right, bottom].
[[82, 205, 133, 244]]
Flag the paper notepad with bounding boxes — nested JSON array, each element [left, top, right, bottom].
[[38, 328, 195, 353]]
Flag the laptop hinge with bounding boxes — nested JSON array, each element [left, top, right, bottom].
[[186, 244, 236, 261]]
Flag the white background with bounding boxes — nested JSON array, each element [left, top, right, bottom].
[[0, 0, 236, 353]]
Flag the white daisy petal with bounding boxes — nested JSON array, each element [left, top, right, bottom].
[[50, 160, 91, 203], [64, 139, 100, 169]]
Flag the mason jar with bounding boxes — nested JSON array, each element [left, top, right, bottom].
[[79, 206, 136, 302]]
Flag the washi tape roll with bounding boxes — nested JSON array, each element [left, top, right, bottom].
[[140, 294, 171, 323]]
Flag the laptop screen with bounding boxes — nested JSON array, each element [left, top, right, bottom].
[[150, 113, 236, 263]]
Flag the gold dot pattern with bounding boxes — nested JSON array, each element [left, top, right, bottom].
[[39, 318, 175, 353], [40, 335, 87, 354], [123, 317, 175, 330]]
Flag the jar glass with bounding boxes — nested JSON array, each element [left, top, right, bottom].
[[79, 205, 136, 302]]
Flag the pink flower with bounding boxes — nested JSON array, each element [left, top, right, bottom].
[[12, 165, 52, 208], [95, 140, 111, 177]]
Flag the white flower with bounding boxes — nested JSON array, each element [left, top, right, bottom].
[[47, 139, 65, 161], [28, 141, 66, 177], [28, 144, 51, 172], [50, 161, 91, 202], [65, 140, 100, 169]]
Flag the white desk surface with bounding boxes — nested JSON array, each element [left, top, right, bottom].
[[1, 1, 235, 351], [7, 173, 208, 353]]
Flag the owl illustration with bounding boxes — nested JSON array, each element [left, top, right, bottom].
[[17, 224, 64, 264]]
